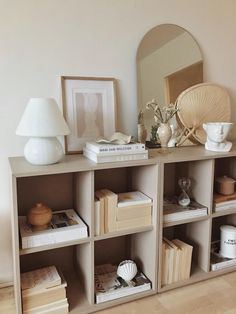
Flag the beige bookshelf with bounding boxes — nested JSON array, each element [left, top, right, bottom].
[[9, 143, 236, 313]]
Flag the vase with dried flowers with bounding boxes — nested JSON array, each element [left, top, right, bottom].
[[146, 99, 179, 148]]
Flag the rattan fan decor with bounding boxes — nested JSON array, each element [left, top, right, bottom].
[[175, 83, 231, 146]]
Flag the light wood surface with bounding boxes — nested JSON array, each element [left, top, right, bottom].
[[2, 271, 236, 314]]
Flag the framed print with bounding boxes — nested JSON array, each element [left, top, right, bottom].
[[61, 76, 117, 154]]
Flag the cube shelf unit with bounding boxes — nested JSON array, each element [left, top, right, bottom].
[[9, 155, 159, 314], [9, 144, 236, 313]]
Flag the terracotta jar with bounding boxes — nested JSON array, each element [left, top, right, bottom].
[[27, 203, 52, 231], [215, 176, 236, 195]]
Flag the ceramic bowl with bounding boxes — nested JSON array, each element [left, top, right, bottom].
[[117, 260, 137, 281]]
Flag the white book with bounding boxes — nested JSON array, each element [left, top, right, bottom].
[[19, 209, 88, 249], [117, 191, 152, 208], [211, 251, 236, 271], [86, 141, 145, 154], [215, 200, 236, 208], [83, 148, 148, 163]]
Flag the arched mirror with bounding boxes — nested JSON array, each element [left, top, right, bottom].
[[137, 24, 203, 146]]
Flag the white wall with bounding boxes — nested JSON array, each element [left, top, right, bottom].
[[1, 0, 236, 283]]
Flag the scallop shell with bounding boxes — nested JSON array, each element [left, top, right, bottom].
[[117, 260, 137, 281]]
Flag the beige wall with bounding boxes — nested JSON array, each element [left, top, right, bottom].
[[1, 0, 236, 283]]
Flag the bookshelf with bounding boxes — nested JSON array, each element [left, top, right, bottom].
[[9, 143, 236, 313]]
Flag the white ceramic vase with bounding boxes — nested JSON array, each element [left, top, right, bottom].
[[157, 123, 172, 148]]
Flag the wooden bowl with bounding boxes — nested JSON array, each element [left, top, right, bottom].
[[27, 203, 52, 231]]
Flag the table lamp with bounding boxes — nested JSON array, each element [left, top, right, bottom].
[[16, 98, 70, 165]]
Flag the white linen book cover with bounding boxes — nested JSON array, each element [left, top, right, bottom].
[[117, 191, 152, 208], [86, 141, 145, 153], [83, 147, 148, 163], [19, 209, 88, 249]]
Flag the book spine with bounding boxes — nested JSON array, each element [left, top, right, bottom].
[[21, 227, 87, 249], [86, 142, 145, 153], [211, 258, 236, 271], [84, 148, 148, 163]]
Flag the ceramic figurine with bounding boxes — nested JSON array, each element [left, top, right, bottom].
[[203, 122, 233, 152]]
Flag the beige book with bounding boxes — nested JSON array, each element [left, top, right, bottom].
[[116, 203, 152, 221], [172, 239, 193, 281], [99, 189, 118, 233], [94, 198, 101, 236], [23, 298, 68, 314], [163, 238, 179, 284], [23, 283, 67, 310], [116, 215, 152, 231], [95, 190, 106, 235], [161, 241, 168, 286]]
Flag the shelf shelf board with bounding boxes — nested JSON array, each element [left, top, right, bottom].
[[93, 225, 153, 241], [212, 208, 236, 218], [20, 237, 90, 255], [163, 215, 209, 227]]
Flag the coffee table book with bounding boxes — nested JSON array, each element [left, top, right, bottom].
[[163, 197, 208, 223], [94, 263, 151, 303], [19, 209, 88, 249]]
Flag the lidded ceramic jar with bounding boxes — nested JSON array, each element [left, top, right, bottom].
[[27, 203, 52, 231], [215, 176, 235, 195]]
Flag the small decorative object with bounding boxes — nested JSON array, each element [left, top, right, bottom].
[[146, 98, 179, 148], [178, 177, 191, 207], [203, 122, 233, 152], [117, 260, 137, 282], [215, 176, 235, 195], [220, 225, 236, 258], [16, 98, 70, 165], [137, 110, 147, 144], [61, 76, 117, 153], [96, 132, 132, 145], [27, 203, 52, 231]]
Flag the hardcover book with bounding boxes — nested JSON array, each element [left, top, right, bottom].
[[94, 264, 151, 303], [210, 241, 236, 271], [19, 209, 88, 249], [163, 197, 208, 222], [86, 141, 145, 154], [83, 147, 148, 163], [117, 191, 152, 208]]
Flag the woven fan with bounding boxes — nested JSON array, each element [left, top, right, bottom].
[[176, 83, 231, 145]]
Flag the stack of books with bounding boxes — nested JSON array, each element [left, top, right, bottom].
[[94, 190, 152, 235], [21, 265, 68, 313], [163, 196, 208, 223], [210, 240, 236, 271], [213, 192, 236, 212], [19, 209, 88, 249], [94, 263, 151, 303], [83, 141, 148, 163], [161, 238, 193, 285]]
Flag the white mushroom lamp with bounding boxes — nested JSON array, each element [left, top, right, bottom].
[[16, 98, 70, 165]]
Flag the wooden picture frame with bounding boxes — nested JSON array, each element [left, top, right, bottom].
[[61, 76, 117, 154]]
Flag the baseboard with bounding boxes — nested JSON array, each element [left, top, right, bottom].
[[0, 281, 13, 288]]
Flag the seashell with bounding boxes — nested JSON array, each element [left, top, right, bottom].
[[117, 260, 137, 281]]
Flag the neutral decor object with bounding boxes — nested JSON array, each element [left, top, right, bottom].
[[16, 98, 70, 165], [27, 203, 52, 231], [220, 225, 236, 258], [117, 260, 138, 282], [178, 177, 191, 207], [175, 83, 231, 146], [137, 110, 147, 144], [203, 122, 233, 152], [146, 98, 178, 148], [61, 76, 117, 153], [96, 132, 132, 145], [215, 176, 236, 195]]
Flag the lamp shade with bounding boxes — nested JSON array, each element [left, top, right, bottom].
[[16, 98, 70, 137]]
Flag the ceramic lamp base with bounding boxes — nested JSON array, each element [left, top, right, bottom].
[[24, 137, 64, 165]]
